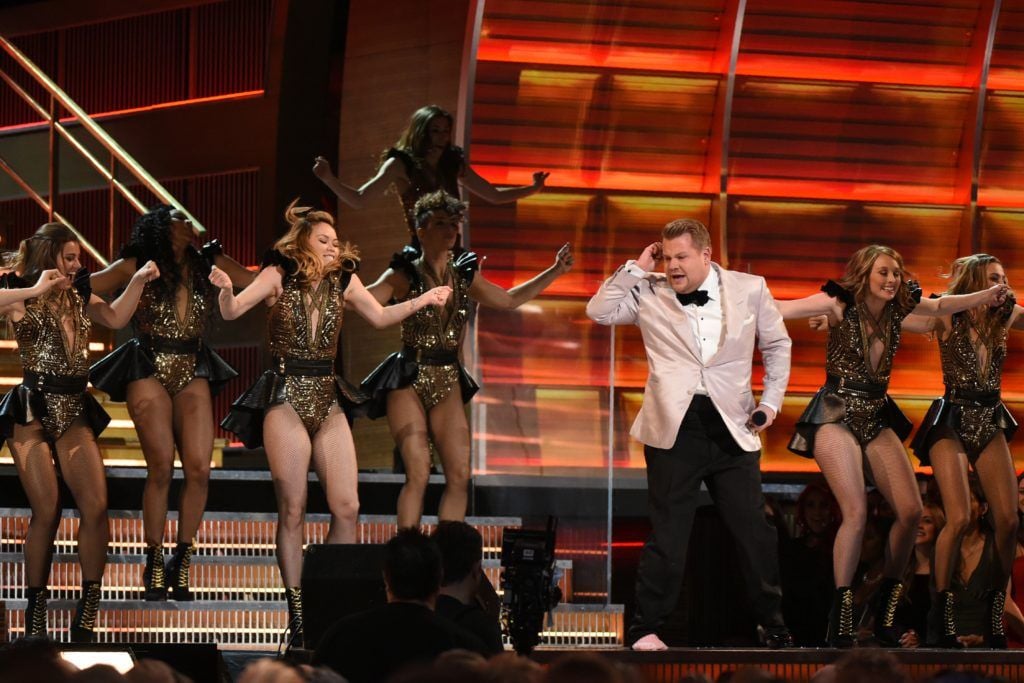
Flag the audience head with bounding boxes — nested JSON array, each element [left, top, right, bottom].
[[540, 653, 621, 683], [0, 638, 75, 683], [795, 480, 840, 540], [833, 649, 909, 683], [384, 528, 444, 603], [432, 521, 484, 587], [917, 501, 946, 549], [483, 652, 543, 683]]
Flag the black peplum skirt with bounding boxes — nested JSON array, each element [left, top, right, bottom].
[[360, 351, 479, 420], [910, 397, 1017, 466], [90, 338, 238, 402], [788, 387, 913, 457], [0, 383, 110, 441], [220, 369, 369, 449]]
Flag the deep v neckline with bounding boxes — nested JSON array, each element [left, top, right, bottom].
[[303, 278, 331, 349], [47, 291, 79, 365]]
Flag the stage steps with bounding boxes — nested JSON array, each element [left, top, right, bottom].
[[0, 509, 622, 649]]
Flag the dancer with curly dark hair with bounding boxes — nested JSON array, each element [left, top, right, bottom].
[[776, 245, 1007, 647], [313, 104, 548, 244], [213, 200, 451, 645], [89, 206, 254, 602], [362, 190, 573, 528], [0, 222, 159, 640]]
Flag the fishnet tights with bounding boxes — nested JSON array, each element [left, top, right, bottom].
[[263, 403, 359, 586], [930, 434, 1018, 591], [814, 424, 922, 586], [7, 418, 108, 586]]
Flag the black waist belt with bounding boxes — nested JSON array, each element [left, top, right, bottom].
[[274, 357, 334, 377], [401, 345, 459, 366], [141, 335, 201, 354], [23, 370, 88, 395], [945, 387, 1001, 407], [825, 373, 888, 400]]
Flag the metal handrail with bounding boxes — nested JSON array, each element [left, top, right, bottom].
[[0, 153, 106, 263], [0, 33, 206, 254]]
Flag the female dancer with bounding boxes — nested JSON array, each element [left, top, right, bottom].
[[907, 254, 1022, 646], [313, 104, 548, 237], [0, 222, 158, 640], [211, 201, 451, 644], [776, 244, 1007, 647], [361, 190, 574, 528], [89, 206, 254, 601]]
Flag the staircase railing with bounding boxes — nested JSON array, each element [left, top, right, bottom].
[[0, 34, 207, 266]]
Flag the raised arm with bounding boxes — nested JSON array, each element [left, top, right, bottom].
[[313, 156, 403, 209], [89, 258, 135, 295], [88, 261, 160, 329], [912, 283, 1007, 316], [901, 313, 939, 335], [0, 270, 68, 317], [209, 265, 282, 320], [461, 165, 548, 205], [586, 243, 660, 326], [470, 243, 573, 310], [344, 273, 450, 329], [776, 292, 845, 321], [212, 253, 257, 289]]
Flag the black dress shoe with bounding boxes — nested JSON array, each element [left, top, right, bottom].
[[762, 626, 795, 648]]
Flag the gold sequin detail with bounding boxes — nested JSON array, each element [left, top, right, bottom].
[[12, 288, 91, 439], [937, 307, 1010, 454], [412, 364, 460, 410], [267, 270, 347, 435], [400, 257, 471, 407], [825, 297, 914, 444], [133, 254, 215, 396]]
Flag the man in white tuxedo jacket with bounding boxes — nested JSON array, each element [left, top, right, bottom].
[[587, 219, 793, 650]]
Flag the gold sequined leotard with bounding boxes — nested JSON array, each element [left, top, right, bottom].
[[267, 267, 348, 435], [360, 250, 480, 420], [399, 256, 472, 409], [131, 254, 217, 396], [5, 272, 99, 440], [910, 298, 1018, 462], [789, 280, 919, 455]]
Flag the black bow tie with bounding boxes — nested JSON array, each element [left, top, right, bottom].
[[677, 290, 710, 307]]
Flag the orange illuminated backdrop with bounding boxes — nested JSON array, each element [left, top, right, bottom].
[[465, 0, 1024, 474]]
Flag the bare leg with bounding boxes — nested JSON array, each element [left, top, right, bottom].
[[864, 429, 923, 578], [974, 433, 1019, 587], [171, 379, 214, 543], [310, 407, 359, 544], [388, 387, 431, 528], [428, 391, 471, 522], [929, 438, 971, 591], [127, 378, 175, 547], [7, 422, 61, 587], [262, 404, 313, 586], [812, 424, 868, 585], [53, 419, 109, 582]]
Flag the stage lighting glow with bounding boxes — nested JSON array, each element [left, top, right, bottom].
[[60, 650, 135, 673]]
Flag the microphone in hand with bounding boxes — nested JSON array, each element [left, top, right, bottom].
[[750, 410, 768, 427]]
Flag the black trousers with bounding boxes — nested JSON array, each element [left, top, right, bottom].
[[628, 395, 785, 643]]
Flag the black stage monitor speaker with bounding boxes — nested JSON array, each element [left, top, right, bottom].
[[301, 543, 388, 649]]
